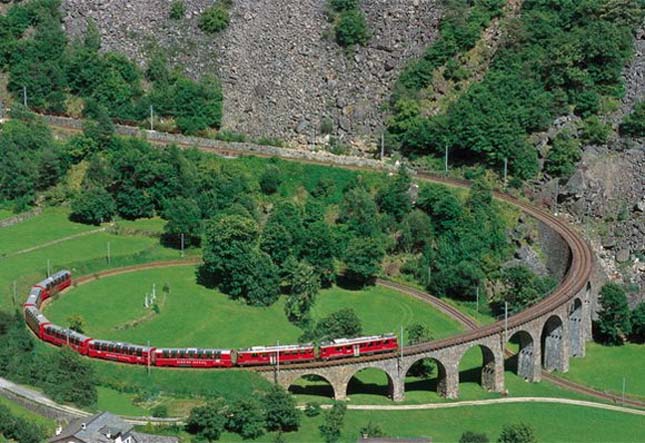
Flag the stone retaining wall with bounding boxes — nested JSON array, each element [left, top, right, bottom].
[[0, 208, 42, 229]]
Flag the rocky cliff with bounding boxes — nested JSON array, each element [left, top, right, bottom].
[[62, 0, 441, 146]]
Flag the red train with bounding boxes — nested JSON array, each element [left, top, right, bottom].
[[23, 270, 399, 369]]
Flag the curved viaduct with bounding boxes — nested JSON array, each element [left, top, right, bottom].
[[258, 177, 594, 403], [43, 116, 595, 404]]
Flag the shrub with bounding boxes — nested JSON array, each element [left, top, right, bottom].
[[544, 131, 581, 178], [151, 404, 169, 418], [329, 0, 359, 12], [335, 10, 369, 47], [70, 187, 116, 225], [199, 4, 230, 34], [580, 116, 611, 145], [619, 101, 645, 138], [304, 402, 322, 417], [169, 0, 186, 20], [259, 165, 282, 194]]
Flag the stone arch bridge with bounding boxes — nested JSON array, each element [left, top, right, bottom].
[[258, 178, 594, 402]]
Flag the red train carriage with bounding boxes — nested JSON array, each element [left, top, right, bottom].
[[153, 348, 233, 368], [235, 343, 316, 366], [41, 324, 92, 355], [320, 334, 398, 360], [35, 270, 72, 301], [87, 340, 153, 365], [23, 287, 44, 309], [24, 306, 50, 339]]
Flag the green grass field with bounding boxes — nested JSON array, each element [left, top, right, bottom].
[[275, 402, 645, 443], [45, 266, 464, 349], [0, 207, 99, 256], [0, 208, 13, 220], [562, 342, 645, 399]]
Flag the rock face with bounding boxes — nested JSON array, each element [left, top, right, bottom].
[[61, 0, 441, 145]]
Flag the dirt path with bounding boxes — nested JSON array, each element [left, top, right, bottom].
[[1, 227, 107, 259]]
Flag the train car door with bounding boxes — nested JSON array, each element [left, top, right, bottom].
[[269, 352, 277, 365], [353, 344, 360, 357]]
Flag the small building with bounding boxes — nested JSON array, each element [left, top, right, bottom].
[[49, 412, 178, 443]]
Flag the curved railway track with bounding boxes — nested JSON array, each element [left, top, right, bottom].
[[43, 117, 639, 408]]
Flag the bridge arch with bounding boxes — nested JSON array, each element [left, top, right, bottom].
[[457, 343, 501, 393], [569, 298, 583, 357], [505, 330, 538, 381], [403, 356, 449, 398], [342, 366, 400, 401], [542, 314, 567, 372], [286, 373, 337, 400]]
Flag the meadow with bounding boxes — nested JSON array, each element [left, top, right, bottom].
[[561, 342, 645, 400], [45, 266, 464, 349]]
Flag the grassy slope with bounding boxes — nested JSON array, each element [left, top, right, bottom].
[[561, 342, 645, 399], [0, 207, 97, 256], [0, 395, 55, 434], [0, 209, 13, 220]]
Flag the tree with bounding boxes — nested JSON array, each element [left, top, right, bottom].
[[319, 402, 347, 443], [376, 168, 412, 221], [630, 302, 645, 343], [344, 237, 385, 285], [315, 309, 362, 340], [66, 314, 85, 334], [42, 347, 97, 407], [259, 165, 282, 194], [406, 323, 435, 378], [497, 265, 556, 314], [301, 221, 337, 287], [544, 130, 581, 178], [399, 209, 434, 253], [497, 423, 537, 443], [203, 214, 259, 277], [460, 431, 490, 443], [339, 186, 380, 237], [226, 399, 266, 440], [263, 385, 301, 433], [162, 197, 203, 247], [70, 187, 116, 225], [284, 261, 320, 324], [186, 402, 227, 442], [596, 283, 632, 345]]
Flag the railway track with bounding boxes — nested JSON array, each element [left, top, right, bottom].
[[40, 117, 621, 402]]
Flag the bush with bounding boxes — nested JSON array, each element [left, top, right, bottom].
[[335, 10, 369, 47], [169, 0, 186, 20], [70, 187, 116, 225], [151, 404, 169, 418], [544, 131, 581, 178], [497, 423, 537, 443], [199, 4, 230, 34], [304, 402, 322, 417], [619, 101, 645, 138], [259, 165, 282, 194], [329, 0, 359, 12], [460, 431, 489, 443], [580, 116, 611, 145], [596, 282, 631, 345]]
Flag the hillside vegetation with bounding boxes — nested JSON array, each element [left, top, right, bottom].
[[388, 0, 643, 180]]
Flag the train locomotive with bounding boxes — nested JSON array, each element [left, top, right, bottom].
[[23, 270, 399, 368]]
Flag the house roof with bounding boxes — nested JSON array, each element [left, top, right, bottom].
[[49, 412, 132, 443]]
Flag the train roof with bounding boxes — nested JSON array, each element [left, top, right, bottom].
[[24, 293, 40, 306], [36, 270, 71, 287], [321, 334, 396, 346], [155, 348, 231, 354], [89, 339, 151, 351], [25, 306, 49, 324], [29, 287, 43, 296], [44, 324, 90, 341], [240, 343, 314, 352]]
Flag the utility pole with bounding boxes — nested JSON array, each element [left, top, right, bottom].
[[12, 281, 17, 308], [380, 133, 385, 161], [23, 86, 27, 107], [554, 181, 559, 216], [149, 105, 154, 131], [400, 325, 403, 359], [476, 286, 480, 313], [622, 377, 626, 406], [503, 158, 508, 189], [47, 259, 51, 278], [180, 233, 185, 258], [107, 241, 111, 265], [444, 145, 449, 175], [147, 340, 151, 376], [276, 340, 280, 380], [504, 301, 509, 343]]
